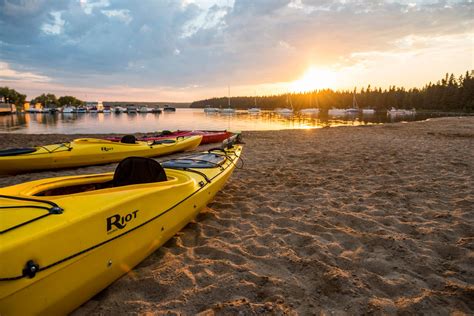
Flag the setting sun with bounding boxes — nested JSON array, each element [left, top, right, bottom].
[[290, 67, 338, 92]]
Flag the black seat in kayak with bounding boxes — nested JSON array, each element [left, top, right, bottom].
[[120, 135, 136, 144], [0, 147, 37, 156], [113, 157, 167, 187]]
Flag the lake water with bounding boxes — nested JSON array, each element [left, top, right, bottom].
[[0, 109, 462, 134]]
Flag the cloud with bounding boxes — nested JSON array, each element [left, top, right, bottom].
[[0, 62, 51, 82], [0, 0, 472, 100], [41, 11, 65, 35]]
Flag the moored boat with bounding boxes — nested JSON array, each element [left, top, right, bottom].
[[102, 105, 112, 113], [221, 86, 235, 114], [0, 137, 243, 315], [113, 106, 126, 114], [362, 109, 375, 114], [76, 106, 87, 113], [328, 108, 347, 116], [220, 108, 236, 114], [345, 108, 360, 114], [248, 93, 261, 114], [0, 136, 202, 174], [345, 93, 360, 114], [62, 106, 76, 113], [387, 107, 416, 116], [163, 105, 176, 112], [300, 108, 319, 115], [138, 106, 149, 113], [247, 107, 261, 113], [275, 108, 293, 114], [126, 105, 138, 113], [41, 107, 56, 114], [203, 105, 220, 113]]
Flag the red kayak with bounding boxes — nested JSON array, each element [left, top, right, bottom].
[[107, 130, 234, 145]]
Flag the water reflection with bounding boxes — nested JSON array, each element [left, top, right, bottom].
[[0, 109, 459, 134]]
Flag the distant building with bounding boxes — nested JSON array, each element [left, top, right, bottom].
[[0, 103, 16, 114]]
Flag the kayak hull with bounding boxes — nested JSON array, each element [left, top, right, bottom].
[[0, 145, 242, 315], [0, 136, 202, 175], [107, 131, 233, 145]]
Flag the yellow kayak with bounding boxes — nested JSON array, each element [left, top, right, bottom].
[[0, 135, 202, 174], [0, 138, 242, 315]]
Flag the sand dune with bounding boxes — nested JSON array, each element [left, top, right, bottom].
[[0, 117, 473, 314]]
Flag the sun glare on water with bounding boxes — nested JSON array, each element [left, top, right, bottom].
[[290, 67, 338, 92]]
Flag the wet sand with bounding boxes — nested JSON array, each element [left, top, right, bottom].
[[1, 117, 473, 314]]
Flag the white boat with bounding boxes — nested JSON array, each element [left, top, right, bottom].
[[345, 93, 360, 114], [247, 107, 261, 113], [300, 94, 320, 115], [62, 106, 76, 113], [300, 108, 319, 115], [139, 106, 149, 113], [41, 107, 57, 114], [221, 108, 236, 114], [76, 106, 87, 113], [248, 93, 261, 113], [126, 105, 138, 113], [163, 105, 176, 112], [328, 108, 346, 116], [221, 86, 235, 114], [204, 105, 220, 113], [114, 106, 125, 113], [102, 105, 111, 113], [387, 107, 416, 116], [276, 94, 294, 115], [345, 108, 359, 114], [76, 105, 87, 113], [362, 109, 375, 114], [276, 108, 293, 114]]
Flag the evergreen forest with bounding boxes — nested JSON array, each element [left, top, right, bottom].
[[190, 71, 474, 112]]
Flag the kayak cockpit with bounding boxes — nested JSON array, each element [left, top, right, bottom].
[[34, 179, 116, 196], [0, 148, 38, 156], [161, 153, 226, 168], [34, 157, 169, 196]]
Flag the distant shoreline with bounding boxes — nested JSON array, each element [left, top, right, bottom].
[[102, 101, 191, 108]]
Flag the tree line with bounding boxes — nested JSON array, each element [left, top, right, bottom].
[[0, 89, 85, 108], [190, 71, 474, 112], [30, 94, 85, 107], [0, 87, 26, 107]]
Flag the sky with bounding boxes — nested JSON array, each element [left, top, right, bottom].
[[0, 0, 473, 102]]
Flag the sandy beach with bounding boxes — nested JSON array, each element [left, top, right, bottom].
[[0, 117, 473, 314]]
